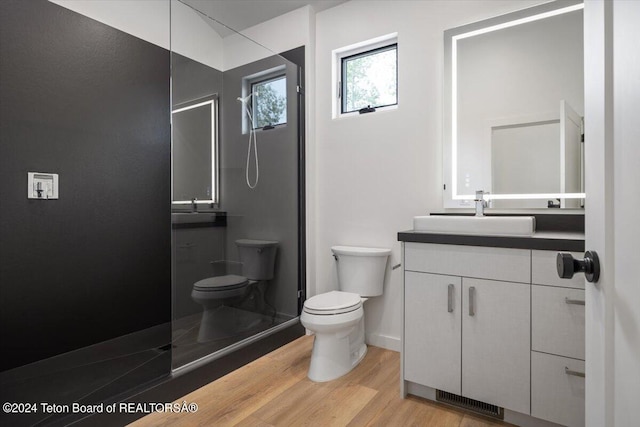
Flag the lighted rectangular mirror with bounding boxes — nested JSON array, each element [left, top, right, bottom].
[[172, 95, 219, 206], [443, 0, 585, 209]]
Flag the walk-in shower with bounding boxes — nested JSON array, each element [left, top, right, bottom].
[[169, 0, 305, 371], [0, 1, 304, 425]]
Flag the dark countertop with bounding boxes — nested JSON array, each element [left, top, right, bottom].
[[398, 230, 585, 252], [171, 211, 227, 229]]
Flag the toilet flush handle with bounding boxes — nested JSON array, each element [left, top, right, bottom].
[[333, 254, 338, 261]]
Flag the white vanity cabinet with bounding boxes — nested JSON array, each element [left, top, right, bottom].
[[402, 242, 586, 426], [403, 243, 531, 415], [461, 278, 530, 415], [405, 272, 461, 394], [530, 250, 585, 427]]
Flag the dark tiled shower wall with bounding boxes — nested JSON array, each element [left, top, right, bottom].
[[221, 55, 303, 321], [0, 0, 171, 371]]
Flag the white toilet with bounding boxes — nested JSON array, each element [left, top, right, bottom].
[[301, 245, 390, 382], [192, 239, 278, 342]]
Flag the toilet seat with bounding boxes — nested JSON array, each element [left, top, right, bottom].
[[193, 274, 249, 292], [303, 291, 362, 315]]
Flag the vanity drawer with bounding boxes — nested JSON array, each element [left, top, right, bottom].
[[532, 285, 585, 360], [404, 243, 530, 283], [531, 351, 585, 427], [532, 250, 585, 289]]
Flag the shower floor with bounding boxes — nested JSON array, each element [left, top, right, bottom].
[[0, 324, 170, 427], [171, 306, 292, 369], [0, 309, 295, 426]]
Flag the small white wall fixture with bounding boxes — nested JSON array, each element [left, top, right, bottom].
[[27, 172, 59, 200]]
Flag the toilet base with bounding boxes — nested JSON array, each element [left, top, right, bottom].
[[305, 312, 367, 382], [308, 336, 367, 382], [197, 305, 262, 343]]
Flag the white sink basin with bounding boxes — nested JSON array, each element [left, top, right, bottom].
[[413, 215, 535, 237]]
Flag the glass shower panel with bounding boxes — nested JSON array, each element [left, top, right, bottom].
[[0, 1, 172, 426], [170, 0, 302, 370]]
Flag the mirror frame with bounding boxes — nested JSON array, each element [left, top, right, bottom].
[[171, 94, 219, 207], [443, 0, 585, 208]]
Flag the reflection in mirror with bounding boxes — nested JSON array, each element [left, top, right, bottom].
[[444, 1, 585, 208], [172, 95, 218, 205]]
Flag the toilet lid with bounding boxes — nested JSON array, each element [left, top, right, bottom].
[[193, 274, 249, 291], [303, 291, 362, 315]]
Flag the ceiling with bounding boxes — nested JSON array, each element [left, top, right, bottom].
[[182, 0, 347, 37]]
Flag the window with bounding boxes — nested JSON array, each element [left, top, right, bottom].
[[251, 75, 287, 129], [338, 40, 397, 115]]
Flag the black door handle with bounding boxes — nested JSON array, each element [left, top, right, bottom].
[[557, 251, 600, 283]]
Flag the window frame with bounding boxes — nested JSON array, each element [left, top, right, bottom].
[[250, 73, 287, 130], [340, 42, 398, 115]]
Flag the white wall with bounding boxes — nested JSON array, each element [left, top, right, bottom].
[[314, 0, 545, 351], [171, 0, 223, 70], [49, 0, 223, 70], [223, 6, 312, 70], [492, 122, 561, 195]]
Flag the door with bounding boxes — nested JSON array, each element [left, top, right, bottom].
[[584, 2, 640, 426], [462, 278, 530, 415], [404, 272, 461, 395], [560, 99, 583, 208]]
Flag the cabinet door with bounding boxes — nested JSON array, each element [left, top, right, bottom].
[[405, 272, 461, 395], [462, 278, 530, 414], [532, 285, 585, 360], [531, 351, 585, 427]]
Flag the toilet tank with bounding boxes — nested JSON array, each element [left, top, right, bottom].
[[332, 246, 391, 297], [236, 239, 278, 280]]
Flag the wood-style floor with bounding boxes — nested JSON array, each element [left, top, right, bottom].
[[131, 336, 512, 427]]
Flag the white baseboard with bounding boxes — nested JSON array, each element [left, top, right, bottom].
[[366, 333, 401, 352]]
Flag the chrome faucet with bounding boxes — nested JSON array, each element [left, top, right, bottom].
[[475, 190, 488, 217]]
